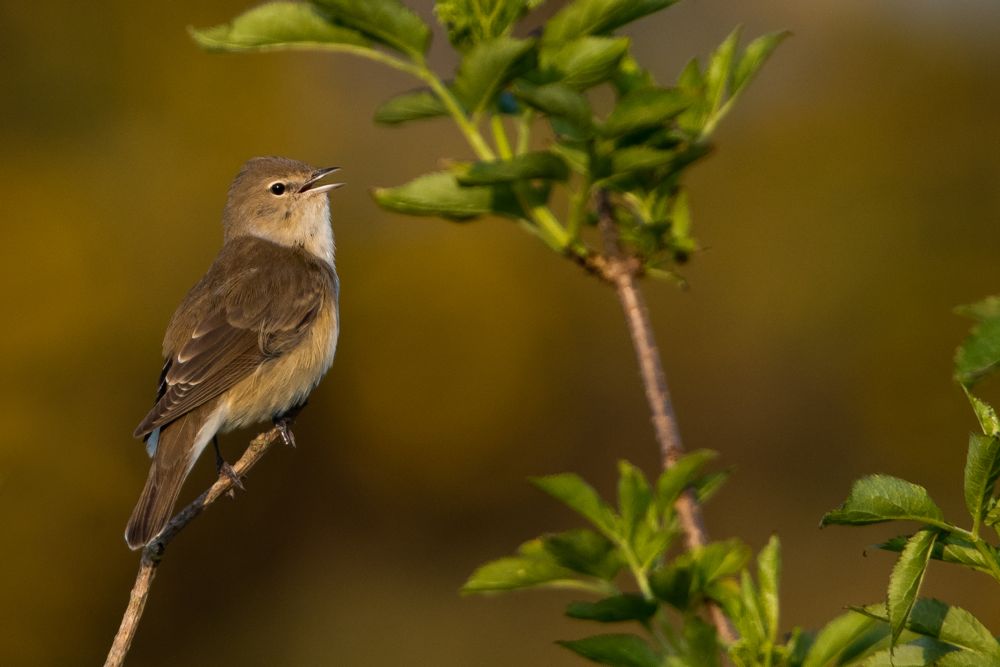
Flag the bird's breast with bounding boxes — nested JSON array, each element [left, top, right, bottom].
[[221, 292, 339, 431]]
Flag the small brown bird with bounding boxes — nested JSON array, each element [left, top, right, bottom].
[[125, 156, 342, 550]]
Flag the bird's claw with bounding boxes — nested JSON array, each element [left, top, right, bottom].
[[275, 419, 297, 448], [218, 461, 245, 494]]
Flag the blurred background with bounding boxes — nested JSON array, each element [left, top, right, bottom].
[[2, 1, 999, 664]]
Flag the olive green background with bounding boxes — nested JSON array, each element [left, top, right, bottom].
[[2, 1, 999, 664]]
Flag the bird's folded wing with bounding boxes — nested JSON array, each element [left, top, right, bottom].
[[134, 244, 331, 438]]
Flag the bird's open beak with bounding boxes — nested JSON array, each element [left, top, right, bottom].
[[299, 167, 344, 194]]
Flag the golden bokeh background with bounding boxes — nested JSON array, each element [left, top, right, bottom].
[[2, 1, 1000, 664]]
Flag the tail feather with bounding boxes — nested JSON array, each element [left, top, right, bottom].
[[125, 402, 221, 550]]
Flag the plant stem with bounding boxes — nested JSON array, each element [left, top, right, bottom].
[[596, 189, 737, 645], [104, 426, 283, 667], [415, 62, 496, 161], [490, 115, 513, 159]]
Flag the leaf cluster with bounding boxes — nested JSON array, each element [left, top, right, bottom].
[[191, 0, 785, 276], [818, 294, 1000, 664]]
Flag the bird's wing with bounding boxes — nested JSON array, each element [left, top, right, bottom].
[[134, 239, 334, 438]]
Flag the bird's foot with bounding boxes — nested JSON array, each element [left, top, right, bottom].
[[274, 418, 297, 448], [218, 461, 245, 495]]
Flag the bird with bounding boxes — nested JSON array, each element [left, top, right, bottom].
[[125, 156, 342, 550]]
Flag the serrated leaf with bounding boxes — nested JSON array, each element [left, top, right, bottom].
[[544, 0, 678, 45], [373, 89, 446, 124], [514, 81, 593, 130], [457, 151, 569, 185], [310, 0, 430, 56], [954, 295, 1000, 387], [858, 599, 1000, 659], [191, 2, 370, 52], [859, 639, 956, 666], [542, 36, 630, 89], [731, 31, 790, 95], [566, 594, 657, 623], [801, 609, 883, 667], [757, 535, 781, 645], [888, 529, 938, 648], [544, 529, 624, 580], [462, 539, 580, 593], [655, 450, 717, 512], [602, 87, 688, 136], [557, 633, 660, 667], [821, 475, 945, 527], [532, 473, 617, 533], [964, 389, 1000, 436], [453, 37, 535, 114], [616, 461, 652, 542], [877, 533, 999, 575], [372, 171, 527, 221], [963, 433, 1000, 527]]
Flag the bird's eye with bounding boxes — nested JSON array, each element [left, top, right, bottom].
[[269, 182, 286, 196]]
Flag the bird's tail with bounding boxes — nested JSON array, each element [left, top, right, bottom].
[[125, 403, 221, 550]]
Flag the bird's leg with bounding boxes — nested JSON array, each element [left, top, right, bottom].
[[213, 435, 244, 493], [273, 400, 308, 448]]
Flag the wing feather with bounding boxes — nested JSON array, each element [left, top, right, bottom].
[[134, 237, 333, 438]]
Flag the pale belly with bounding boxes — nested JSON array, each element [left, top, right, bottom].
[[219, 300, 339, 430]]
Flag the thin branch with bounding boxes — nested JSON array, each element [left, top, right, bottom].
[[595, 190, 738, 645], [104, 426, 283, 667]]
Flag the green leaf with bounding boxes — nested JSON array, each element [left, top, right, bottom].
[[656, 450, 717, 512], [542, 36, 630, 89], [616, 461, 652, 542], [684, 618, 722, 667], [857, 599, 1000, 659], [565, 594, 658, 623], [462, 539, 580, 593], [613, 53, 655, 96], [453, 37, 535, 114], [544, 529, 624, 580], [649, 539, 749, 611], [801, 609, 884, 667], [544, 0, 679, 45], [609, 146, 675, 174], [964, 388, 1000, 436], [705, 27, 740, 115], [372, 171, 528, 221], [877, 533, 999, 575], [514, 81, 593, 130], [821, 475, 945, 527], [738, 569, 767, 647], [963, 433, 1000, 527], [191, 2, 370, 52], [757, 535, 781, 645], [373, 89, 447, 124], [859, 639, 956, 666], [310, 0, 430, 56], [557, 634, 660, 667], [531, 473, 617, 534], [954, 295, 1000, 387], [602, 87, 688, 136], [731, 31, 790, 95], [887, 529, 938, 648], [456, 151, 569, 185], [434, 0, 535, 50]]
